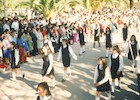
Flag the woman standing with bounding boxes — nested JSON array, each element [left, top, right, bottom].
[[77, 27, 85, 56], [57, 37, 77, 82], [126, 35, 139, 73], [35, 28, 44, 54], [2, 34, 11, 65], [109, 45, 124, 95], [94, 57, 111, 100], [41, 42, 55, 88], [105, 26, 112, 58]]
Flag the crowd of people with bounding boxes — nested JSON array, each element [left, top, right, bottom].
[[0, 6, 140, 100]]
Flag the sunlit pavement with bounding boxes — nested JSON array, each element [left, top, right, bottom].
[[0, 27, 140, 100]]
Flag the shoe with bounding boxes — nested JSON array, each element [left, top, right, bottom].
[[130, 71, 134, 73], [111, 92, 115, 96], [22, 74, 25, 78], [82, 51, 86, 53], [10, 78, 16, 82], [61, 79, 66, 82], [116, 86, 120, 90]]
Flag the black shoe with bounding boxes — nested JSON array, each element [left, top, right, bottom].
[[82, 51, 85, 53], [111, 92, 115, 96], [22, 74, 25, 78], [61, 79, 66, 82], [116, 86, 120, 90], [130, 71, 134, 73]]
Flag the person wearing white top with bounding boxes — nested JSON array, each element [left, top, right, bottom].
[[57, 37, 77, 82], [135, 50, 140, 95], [37, 82, 54, 100], [94, 57, 111, 100], [109, 45, 124, 95], [11, 19, 19, 33]]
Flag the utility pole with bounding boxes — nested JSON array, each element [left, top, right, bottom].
[[3, 0, 6, 17]]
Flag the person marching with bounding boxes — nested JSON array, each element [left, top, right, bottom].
[[10, 42, 20, 81], [37, 82, 54, 100], [105, 26, 112, 58], [93, 24, 100, 48], [94, 57, 111, 100], [57, 36, 77, 82], [109, 45, 124, 95], [135, 50, 140, 95], [41, 42, 55, 88], [77, 27, 86, 56], [126, 35, 139, 73]]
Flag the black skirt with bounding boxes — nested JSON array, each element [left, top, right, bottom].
[[94, 36, 99, 41], [42, 67, 54, 76], [97, 81, 111, 92]]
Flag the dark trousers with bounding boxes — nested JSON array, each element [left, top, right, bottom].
[[137, 74, 140, 93]]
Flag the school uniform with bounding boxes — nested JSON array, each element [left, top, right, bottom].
[[78, 30, 85, 46], [94, 65, 111, 92], [57, 44, 77, 67], [105, 31, 112, 48], [128, 41, 138, 60], [122, 26, 128, 41], [42, 54, 54, 76], [10, 49, 20, 69], [37, 96, 54, 100], [135, 56, 140, 93], [109, 53, 123, 79], [94, 28, 100, 41]]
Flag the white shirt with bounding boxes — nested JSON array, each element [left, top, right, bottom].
[[93, 65, 111, 85], [57, 45, 77, 61], [136, 56, 140, 74], [3, 24, 10, 31], [109, 53, 124, 72], [39, 96, 53, 100], [11, 21, 19, 31]]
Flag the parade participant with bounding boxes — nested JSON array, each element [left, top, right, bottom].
[[109, 45, 124, 95], [135, 50, 140, 95], [77, 27, 85, 56], [10, 42, 20, 81], [41, 42, 55, 88], [37, 82, 54, 100], [93, 24, 100, 48], [105, 26, 112, 58], [94, 57, 111, 100], [126, 35, 139, 73], [122, 23, 128, 43], [57, 36, 77, 82]]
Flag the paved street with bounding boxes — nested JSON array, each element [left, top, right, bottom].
[[0, 28, 140, 100]]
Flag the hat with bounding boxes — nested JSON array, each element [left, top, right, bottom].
[[62, 36, 68, 41]]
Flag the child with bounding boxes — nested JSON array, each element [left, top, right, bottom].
[[94, 57, 111, 100], [10, 42, 20, 81], [77, 27, 86, 56], [41, 42, 55, 88], [126, 35, 139, 73], [135, 50, 140, 95], [109, 45, 124, 95], [105, 26, 112, 58], [57, 36, 77, 82], [93, 24, 100, 48], [37, 82, 54, 100]]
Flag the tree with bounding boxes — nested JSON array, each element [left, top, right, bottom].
[[129, 0, 134, 9]]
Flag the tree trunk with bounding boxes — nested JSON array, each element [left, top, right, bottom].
[[130, 0, 134, 9], [3, 0, 6, 17]]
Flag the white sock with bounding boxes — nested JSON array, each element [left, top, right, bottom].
[[106, 50, 109, 57], [63, 70, 67, 80], [67, 67, 71, 75], [107, 91, 111, 100], [111, 82, 115, 93], [12, 72, 16, 80], [95, 96, 100, 100], [82, 46, 85, 52], [52, 78, 55, 87], [80, 48, 83, 54], [118, 80, 121, 87]]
